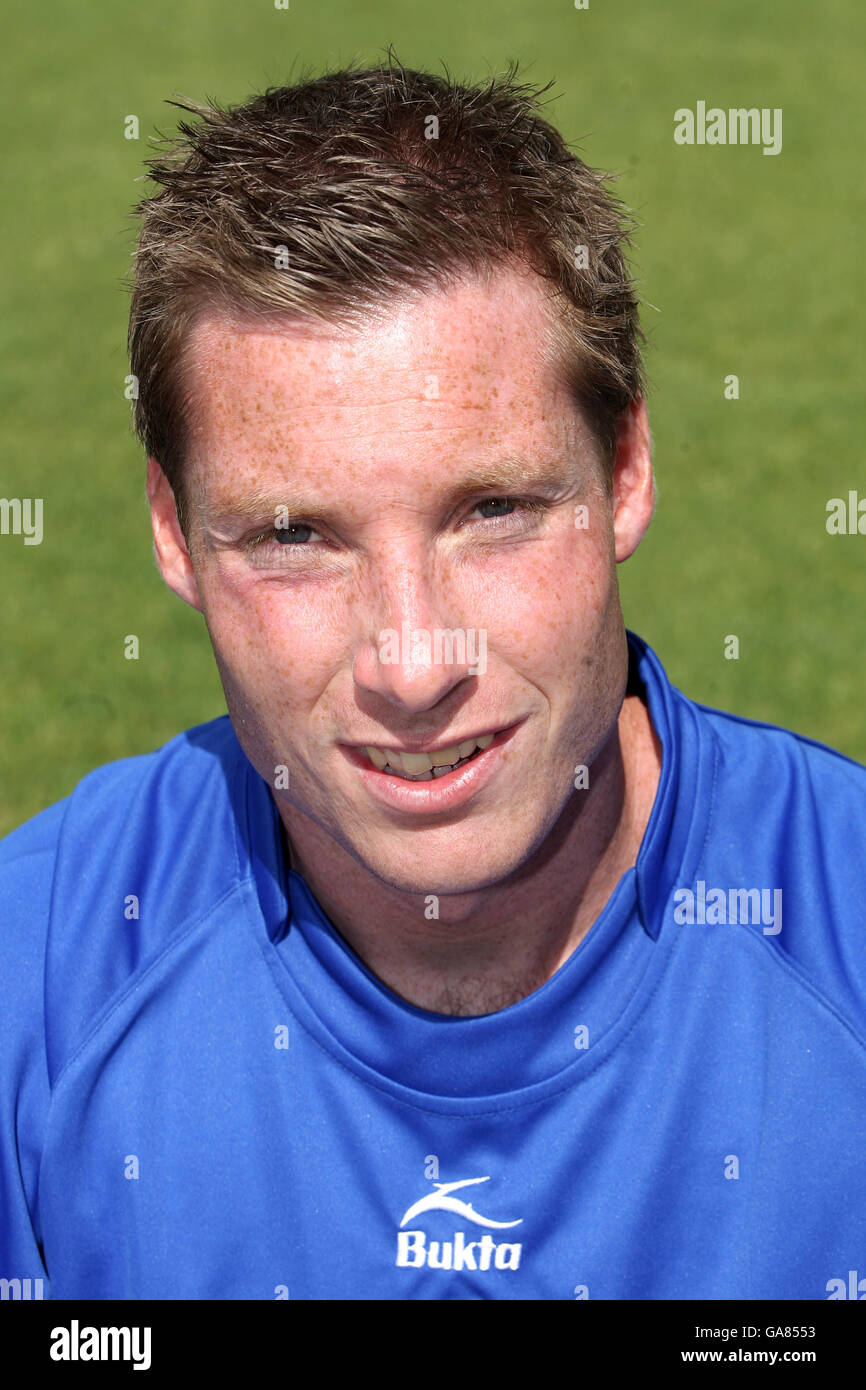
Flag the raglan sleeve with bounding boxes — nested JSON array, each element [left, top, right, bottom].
[[0, 801, 65, 1298]]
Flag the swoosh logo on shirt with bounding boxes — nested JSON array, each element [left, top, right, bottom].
[[399, 1177, 523, 1230]]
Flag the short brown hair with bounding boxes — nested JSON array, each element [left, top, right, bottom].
[[127, 52, 645, 537]]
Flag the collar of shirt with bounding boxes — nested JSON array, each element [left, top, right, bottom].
[[237, 631, 716, 1102]]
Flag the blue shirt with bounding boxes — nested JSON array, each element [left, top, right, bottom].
[[2, 631, 865, 1300]]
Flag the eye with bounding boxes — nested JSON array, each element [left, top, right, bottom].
[[471, 497, 519, 520], [240, 520, 326, 567], [273, 522, 320, 545], [466, 496, 547, 529]]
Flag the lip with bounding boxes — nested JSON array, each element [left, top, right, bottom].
[[340, 721, 524, 815]]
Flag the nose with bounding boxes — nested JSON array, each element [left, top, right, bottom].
[[352, 546, 477, 714]]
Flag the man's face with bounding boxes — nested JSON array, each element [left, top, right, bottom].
[[151, 265, 652, 894]]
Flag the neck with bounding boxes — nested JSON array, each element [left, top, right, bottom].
[[280, 693, 662, 1017]]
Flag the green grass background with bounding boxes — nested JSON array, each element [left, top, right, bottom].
[[1, 0, 863, 836]]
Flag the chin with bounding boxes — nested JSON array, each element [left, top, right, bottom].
[[356, 837, 527, 899]]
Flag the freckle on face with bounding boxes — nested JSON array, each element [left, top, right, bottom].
[[179, 267, 626, 894]]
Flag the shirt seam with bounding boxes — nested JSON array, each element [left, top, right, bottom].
[[48, 881, 245, 1093]]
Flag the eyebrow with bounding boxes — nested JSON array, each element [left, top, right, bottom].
[[203, 457, 578, 526]]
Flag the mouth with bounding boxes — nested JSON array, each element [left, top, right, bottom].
[[339, 722, 523, 811], [362, 734, 494, 781]]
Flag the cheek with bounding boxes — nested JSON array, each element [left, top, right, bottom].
[[198, 566, 350, 712], [465, 531, 616, 672]]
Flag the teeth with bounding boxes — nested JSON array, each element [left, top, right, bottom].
[[430, 744, 462, 767], [364, 733, 496, 778], [385, 764, 438, 781], [400, 751, 433, 774]]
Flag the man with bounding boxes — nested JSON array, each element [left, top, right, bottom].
[[2, 58, 865, 1302]]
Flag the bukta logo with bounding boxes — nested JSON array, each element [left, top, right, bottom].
[[401, 1176, 522, 1230], [396, 1176, 524, 1272]]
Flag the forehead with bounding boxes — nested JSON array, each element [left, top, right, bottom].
[[181, 266, 591, 502]]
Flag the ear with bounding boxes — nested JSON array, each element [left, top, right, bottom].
[[610, 396, 655, 563], [146, 457, 203, 613]]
